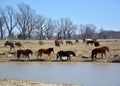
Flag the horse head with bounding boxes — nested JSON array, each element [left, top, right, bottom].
[[27, 49, 33, 55], [4, 41, 9, 47], [48, 48, 55, 54]]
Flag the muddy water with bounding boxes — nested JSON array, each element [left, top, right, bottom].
[[0, 62, 120, 86]]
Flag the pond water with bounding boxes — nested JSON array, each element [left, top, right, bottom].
[[0, 62, 120, 86]]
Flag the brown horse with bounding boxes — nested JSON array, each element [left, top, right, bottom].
[[66, 40, 73, 45], [75, 39, 79, 44], [86, 40, 95, 45], [4, 41, 24, 51], [39, 40, 44, 46], [86, 40, 100, 47], [55, 40, 60, 47], [58, 40, 63, 45], [37, 48, 55, 60], [17, 49, 33, 60], [91, 46, 110, 60], [4, 41, 15, 51], [94, 41, 100, 47], [55, 40, 63, 47]]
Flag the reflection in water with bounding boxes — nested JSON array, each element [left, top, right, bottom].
[[0, 62, 120, 86]]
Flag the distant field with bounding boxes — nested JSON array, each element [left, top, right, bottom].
[[0, 39, 120, 61]]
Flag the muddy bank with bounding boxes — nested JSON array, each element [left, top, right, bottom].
[[0, 78, 79, 86]]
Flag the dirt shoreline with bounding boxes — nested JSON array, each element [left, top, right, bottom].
[[0, 54, 120, 63], [0, 78, 79, 86]]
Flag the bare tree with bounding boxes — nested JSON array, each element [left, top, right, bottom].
[[0, 8, 7, 39], [79, 24, 96, 39], [56, 17, 76, 39], [34, 15, 46, 39], [1, 6, 17, 38], [45, 18, 55, 39], [16, 3, 37, 39]]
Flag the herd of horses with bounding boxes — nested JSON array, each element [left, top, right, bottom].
[[3, 39, 110, 61]]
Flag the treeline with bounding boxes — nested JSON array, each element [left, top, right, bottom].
[[0, 3, 120, 40]]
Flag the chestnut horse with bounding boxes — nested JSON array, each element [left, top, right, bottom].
[[66, 40, 73, 45], [91, 46, 110, 60], [37, 48, 55, 60], [4, 41, 24, 51], [17, 49, 33, 60]]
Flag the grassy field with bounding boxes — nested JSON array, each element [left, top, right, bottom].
[[0, 39, 120, 62]]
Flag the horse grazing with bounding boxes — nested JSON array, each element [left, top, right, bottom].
[[66, 40, 73, 45], [75, 39, 79, 44], [94, 41, 100, 47], [37, 48, 55, 60], [86, 40, 95, 45], [17, 49, 33, 60], [55, 40, 60, 47], [55, 40, 63, 47], [91, 46, 110, 60], [4, 41, 24, 51], [4, 41, 15, 51], [39, 40, 44, 46], [56, 50, 77, 61]]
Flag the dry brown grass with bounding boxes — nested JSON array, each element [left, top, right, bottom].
[[0, 39, 120, 62]]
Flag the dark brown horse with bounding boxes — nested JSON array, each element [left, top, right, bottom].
[[37, 48, 55, 60], [55, 40, 60, 47], [17, 49, 33, 60], [91, 46, 110, 60], [4, 41, 24, 51], [39, 40, 44, 46], [75, 39, 79, 44], [66, 40, 73, 45], [85, 40, 100, 47], [94, 41, 100, 47], [86, 40, 95, 45]]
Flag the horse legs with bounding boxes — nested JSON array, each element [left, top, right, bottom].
[[27, 55, 30, 60], [68, 56, 71, 61], [37, 51, 42, 59], [101, 53, 103, 59], [94, 53, 97, 60], [37, 55, 39, 59], [17, 53, 20, 60], [10, 47, 12, 52], [48, 54, 51, 60]]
